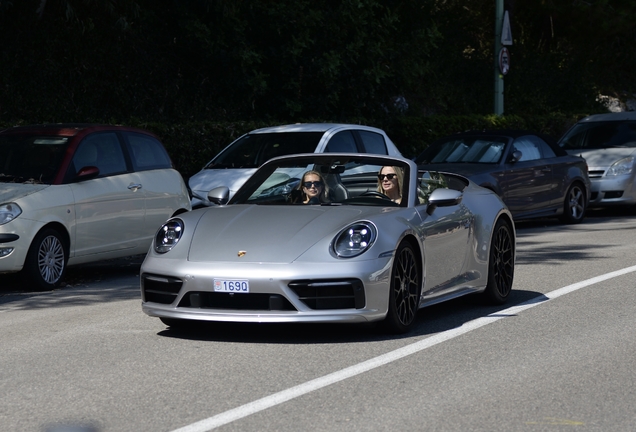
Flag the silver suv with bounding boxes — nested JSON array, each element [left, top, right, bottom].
[[188, 123, 402, 208], [559, 112, 636, 207]]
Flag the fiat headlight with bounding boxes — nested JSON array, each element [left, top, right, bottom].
[[0, 203, 22, 225], [606, 156, 634, 176], [155, 219, 184, 253], [333, 222, 377, 258]]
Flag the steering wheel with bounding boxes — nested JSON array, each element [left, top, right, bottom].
[[360, 191, 392, 200]]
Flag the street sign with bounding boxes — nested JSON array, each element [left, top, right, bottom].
[[501, 10, 513, 45], [499, 47, 510, 75]]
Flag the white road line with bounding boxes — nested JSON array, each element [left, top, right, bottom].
[[170, 264, 636, 432]]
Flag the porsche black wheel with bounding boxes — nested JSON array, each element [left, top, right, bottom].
[[483, 219, 514, 304], [384, 241, 421, 333], [560, 182, 586, 224], [22, 228, 68, 291]]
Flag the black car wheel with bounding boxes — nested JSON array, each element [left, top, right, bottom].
[[483, 219, 514, 304], [23, 228, 68, 291], [560, 182, 586, 224], [384, 240, 421, 333]]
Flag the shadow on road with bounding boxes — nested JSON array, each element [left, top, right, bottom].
[[0, 255, 145, 307], [154, 288, 544, 344]]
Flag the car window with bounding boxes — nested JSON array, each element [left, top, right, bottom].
[[524, 135, 556, 158], [512, 136, 542, 161], [416, 137, 507, 164], [209, 132, 323, 169], [232, 155, 409, 207], [560, 121, 636, 150], [126, 132, 172, 171], [325, 131, 358, 153], [76, 132, 128, 176], [417, 171, 448, 204], [0, 134, 69, 184], [358, 130, 388, 155]]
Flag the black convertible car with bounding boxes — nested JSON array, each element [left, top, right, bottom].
[[415, 130, 591, 223]]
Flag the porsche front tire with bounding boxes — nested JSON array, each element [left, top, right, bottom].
[[383, 240, 421, 334]]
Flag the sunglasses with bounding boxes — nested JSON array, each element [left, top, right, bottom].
[[377, 173, 397, 181], [303, 181, 324, 188]]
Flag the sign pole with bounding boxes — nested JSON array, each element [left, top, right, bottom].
[[494, 0, 504, 115]]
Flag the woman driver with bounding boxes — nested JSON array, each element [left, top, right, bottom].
[[376, 166, 404, 204]]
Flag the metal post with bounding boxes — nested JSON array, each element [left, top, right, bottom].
[[494, 0, 504, 115]]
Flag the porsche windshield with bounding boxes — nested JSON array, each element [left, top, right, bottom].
[[231, 156, 409, 207], [205, 132, 324, 169], [416, 137, 507, 164], [0, 135, 70, 184]]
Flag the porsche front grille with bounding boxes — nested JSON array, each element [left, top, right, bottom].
[[142, 274, 183, 304]]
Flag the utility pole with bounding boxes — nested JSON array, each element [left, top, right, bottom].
[[494, 0, 504, 115], [494, 1, 513, 115]]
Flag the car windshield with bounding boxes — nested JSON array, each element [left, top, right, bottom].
[[230, 155, 409, 207], [0, 134, 70, 184], [205, 132, 324, 169], [559, 121, 636, 150], [416, 137, 507, 164]]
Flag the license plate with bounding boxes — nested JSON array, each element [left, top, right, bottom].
[[214, 278, 249, 293]]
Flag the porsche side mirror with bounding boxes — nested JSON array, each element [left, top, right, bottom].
[[426, 188, 462, 215], [208, 186, 230, 205]]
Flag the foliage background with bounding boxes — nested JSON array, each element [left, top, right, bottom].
[[1, 0, 635, 177]]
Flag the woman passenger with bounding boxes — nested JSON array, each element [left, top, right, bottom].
[[295, 170, 329, 204]]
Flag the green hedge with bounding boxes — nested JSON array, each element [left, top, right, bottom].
[[0, 113, 593, 182]]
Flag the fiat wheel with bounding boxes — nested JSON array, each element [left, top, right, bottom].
[[23, 228, 68, 291]]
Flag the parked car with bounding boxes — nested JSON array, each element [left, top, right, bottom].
[[0, 124, 191, 290], [188, 123, 402, 208], [414, 130, 591, 223], [141, 153, 515, 334], [558, 112, 636, 208]]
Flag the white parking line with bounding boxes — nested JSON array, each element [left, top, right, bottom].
[[170, 264, 636, 432]]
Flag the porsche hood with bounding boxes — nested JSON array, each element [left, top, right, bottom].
[[186, 205, 371, 263]]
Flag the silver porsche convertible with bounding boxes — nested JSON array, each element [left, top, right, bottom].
[[140, 154, 515, 333]]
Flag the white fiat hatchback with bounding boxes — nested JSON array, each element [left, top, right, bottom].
[[0, 124, 191, 290]]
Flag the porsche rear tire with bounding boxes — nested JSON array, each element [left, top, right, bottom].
[[483, 219, 514, 304], [384, 240, 421, 333]]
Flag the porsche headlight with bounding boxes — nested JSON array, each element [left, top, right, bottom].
[[0, 203, 22, 225], [606, 156, 634, 176], [333, 222, 377, 258], [155, 219, 184, 253]]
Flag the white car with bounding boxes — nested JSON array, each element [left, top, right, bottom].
[[559, 112, 636, 207], [0, 124, 191, 290], [188, 123, 402, 208]]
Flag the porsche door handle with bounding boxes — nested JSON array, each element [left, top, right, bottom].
[[128, 183, 143, 191]]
